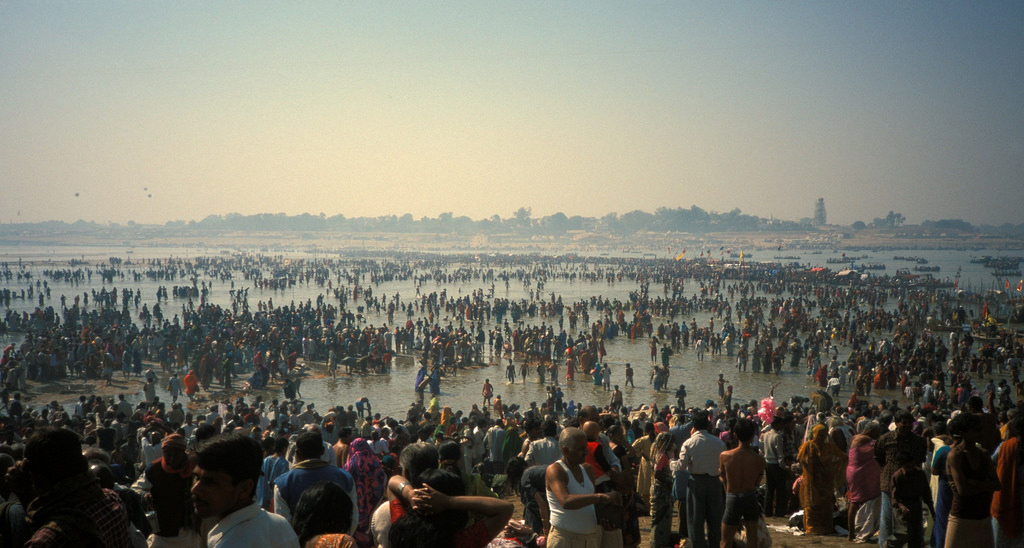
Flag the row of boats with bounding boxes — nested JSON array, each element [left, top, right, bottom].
[[971, 256, 1023, 278], [811, 254, 1022, 277]]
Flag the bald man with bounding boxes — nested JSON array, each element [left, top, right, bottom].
[[545, 427, 621, 548], [578, 407, 622, 478]]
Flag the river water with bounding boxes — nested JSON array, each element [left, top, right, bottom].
[[1, 244, 1019, 418]]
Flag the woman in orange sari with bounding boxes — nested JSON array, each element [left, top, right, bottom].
[[992, 417, 1024, 547], [798, 423, 847, 534], [183, 369, 199, 400]]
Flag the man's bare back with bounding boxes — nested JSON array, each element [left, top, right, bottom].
[[720, 445, 764, 494], [720, 420, 768, 548]]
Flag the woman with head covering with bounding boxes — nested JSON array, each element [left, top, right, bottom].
[[343, 438, 387, 548], [437, 406, 455, 438], [991, 417, 1024, 547], [438, 440, 496, 498], [930, 419, 954, 548], [797, 423, 847, 534], [649, 432, 676, 548], [632, 422, 657, 510], [183, 369, 199, 400], [846, 421, 881, 542]]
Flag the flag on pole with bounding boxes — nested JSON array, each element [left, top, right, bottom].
[[740, 250, 744, 263], [675, 250, 686, 261], [1017, 280, 1022, 292], [1007, 279, 1011, 291]]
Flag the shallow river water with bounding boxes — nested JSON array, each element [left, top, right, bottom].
[[2, 244, 1014, 417]]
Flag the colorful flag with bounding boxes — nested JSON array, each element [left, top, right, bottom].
[[1007, 279, 1011, 291], [1018, 280, 1022, 292], [675, 250, 685, 261]]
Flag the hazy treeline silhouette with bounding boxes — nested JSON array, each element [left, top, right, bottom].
[[3, 206, 1021, 236]]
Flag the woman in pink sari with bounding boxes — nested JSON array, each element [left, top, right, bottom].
[[343, 438, 387, 548], [846, 422, 881, 542]]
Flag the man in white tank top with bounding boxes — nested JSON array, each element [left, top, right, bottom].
[[545, 427, 622, 548]]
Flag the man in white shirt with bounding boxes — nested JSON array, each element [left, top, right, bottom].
[[74, 395, 88, 418], [191, 433, 299, 548], [139, 429, 165, 471], [485, 419, 506, 465], [116, 394, 134, 419], [471, 419, 488, 466], [371, 430, 389, 457], [828, 375, 841, 398], [525, 419, 561, 467], [678, 410, 726, 548]]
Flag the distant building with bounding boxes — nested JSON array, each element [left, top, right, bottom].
[[813, 198, 827, 226]]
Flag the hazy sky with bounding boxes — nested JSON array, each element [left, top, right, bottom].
[[2, 2, 1022, 226]]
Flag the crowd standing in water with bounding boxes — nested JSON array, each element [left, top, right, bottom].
[[0, 252, 1020, 548]]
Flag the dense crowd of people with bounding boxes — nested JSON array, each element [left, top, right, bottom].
[[0, 252, 1019, 547]]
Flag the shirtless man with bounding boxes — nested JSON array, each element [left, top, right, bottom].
[[719, 418, 766, 548], [609, 385, 623, 412], [482, 378, 493, 407]]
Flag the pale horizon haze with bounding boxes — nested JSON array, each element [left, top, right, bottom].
[[2, 3, 1022, 226]]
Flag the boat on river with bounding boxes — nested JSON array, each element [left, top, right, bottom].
[[893, 255, 929, 264]]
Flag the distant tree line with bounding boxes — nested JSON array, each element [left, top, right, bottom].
[[157, 206, 798, 235], [4, 208, 1024, 237]]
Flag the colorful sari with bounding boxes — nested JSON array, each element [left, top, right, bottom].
[[435, 406, 456, 438], [798, 424, 846, 534], [343, 438, 387, 548], [632, 434, 655, 507], [183, 369, 199, 396], [311, 534, 356, 548], [993, 437, 1024, 547], [649, 433, 675, 548]]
